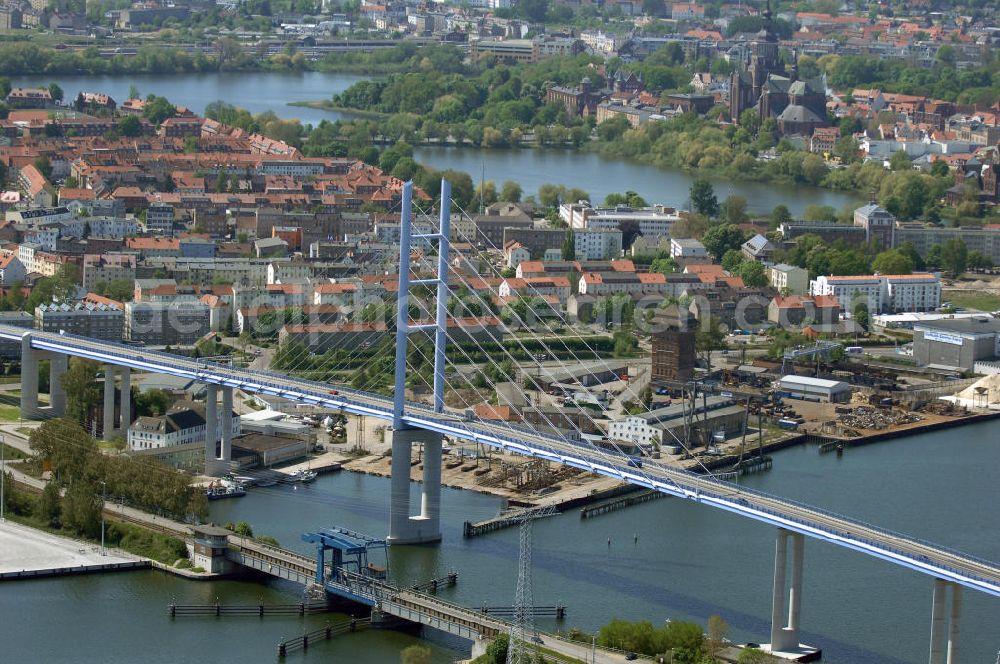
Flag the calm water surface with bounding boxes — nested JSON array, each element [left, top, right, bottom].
[[12, 71, 369, 126], [2, 422, 998, 663], [13, 72, 859, 216]]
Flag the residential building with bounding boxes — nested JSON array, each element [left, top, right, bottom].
[[741, 234, 777, 262], [768, 263, 809, 295], [767, 295, 840, 328], [854, 203, 896, 249], [6, 87, 52, 109], [82, 253, 137, 289], [574, 228, 623, 261], [35, 301, 124, 340], [125, 301, 211, 345], [809, 273, 940, 314], [670, 238, 708, 259], [561, 203, 679, 241], [0, 254, 26, 286], [128, 401, 240, 451]]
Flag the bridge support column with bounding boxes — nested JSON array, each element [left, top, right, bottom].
[[220, 387, 233, 464], [48, 353, 68, 417], [103, 364, 116, 440], [947, 584, 961, 664], [767, 529, 814, 656], [930, 580, 962, 664], [118, 366, 130, 434], [20, 333, 39, 419], [387, 428, 442, 545], [930, 579, 946, 664], [204, 384, 222, 476]]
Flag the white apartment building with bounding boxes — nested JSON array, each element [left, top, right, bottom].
[[670, 238, 708, 258], [810, 275, 883, 314], [560, 203, 680, 241], [809, 273, 941, 314], [128, 402, 241, 451], [574, 228, 623, 261], [884, 273, 942, 313]]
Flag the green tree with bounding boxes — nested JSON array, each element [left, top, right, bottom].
[[115, 115, 142, 138], [400, 645, 432, 664], [134, 388, 172, 417], [142, 95, 176, 125], [48, 82, 64, 103], [561, 229, 576, 260], [707, 615, 730, 658], [36, 481, 62, 527], [702, 224, 745, 260], [940, 237, 968, 278], [62, 481, 103, 538], [769, 204, 792, 229], [499, 180, 522, 203], [721, 249, 744, 273], [889, 150, 912, 171], [60, 359, 103, 425], [650, 257, 678, 275], [930, 159, 950, 177], [720, 195, 749, 225], [738, 260, 768, 287], [689, 178, 718, 217], [233, 520, 254, 537], [484, 634, 508, 664], [604, 191, 648, 208], [872, 249, 914, 275], [538, 183, 562, 208], [853, 302, 870, 331]]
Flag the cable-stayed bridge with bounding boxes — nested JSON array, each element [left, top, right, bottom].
[[7, 180, 993, 661]]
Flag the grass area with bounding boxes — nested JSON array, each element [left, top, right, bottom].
[[287, 100, 388, 120], [946, 292, 1000, 312], [0, 441, 28, 460], [0, 404, 21, 421], [4, 489, 189, 564]]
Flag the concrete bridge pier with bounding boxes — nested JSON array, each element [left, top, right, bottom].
[[19, 333, 39, 419], [102, 364, 116, 439], [387, 427, 443, 545], [204, 384, 227, 476], [221, 386, 233, 463], [48, 353, 68, 417], [929, 579, 962, 664], [767, 528, 815, 657], [118, 366, 131, 435]]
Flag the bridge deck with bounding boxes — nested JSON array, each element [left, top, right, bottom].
[[8, 326, 1000, 598]]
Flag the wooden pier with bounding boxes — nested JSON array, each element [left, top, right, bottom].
[[168, 601, 327, 617], [410, 572, 458, 594], [477, 605, 566, 620], [277, 617, 371, 657], [579, 490, 666, 519]]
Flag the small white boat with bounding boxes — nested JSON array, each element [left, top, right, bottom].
[[288, 469, 317, 483]]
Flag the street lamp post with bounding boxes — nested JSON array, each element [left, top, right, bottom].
[[100, 480, 106, 556]]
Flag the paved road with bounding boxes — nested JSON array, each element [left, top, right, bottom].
[[0, 519, 139, 574]]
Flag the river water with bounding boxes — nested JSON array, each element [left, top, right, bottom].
[[12, 71, 860, 217], [2, 421, 999, 663]]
